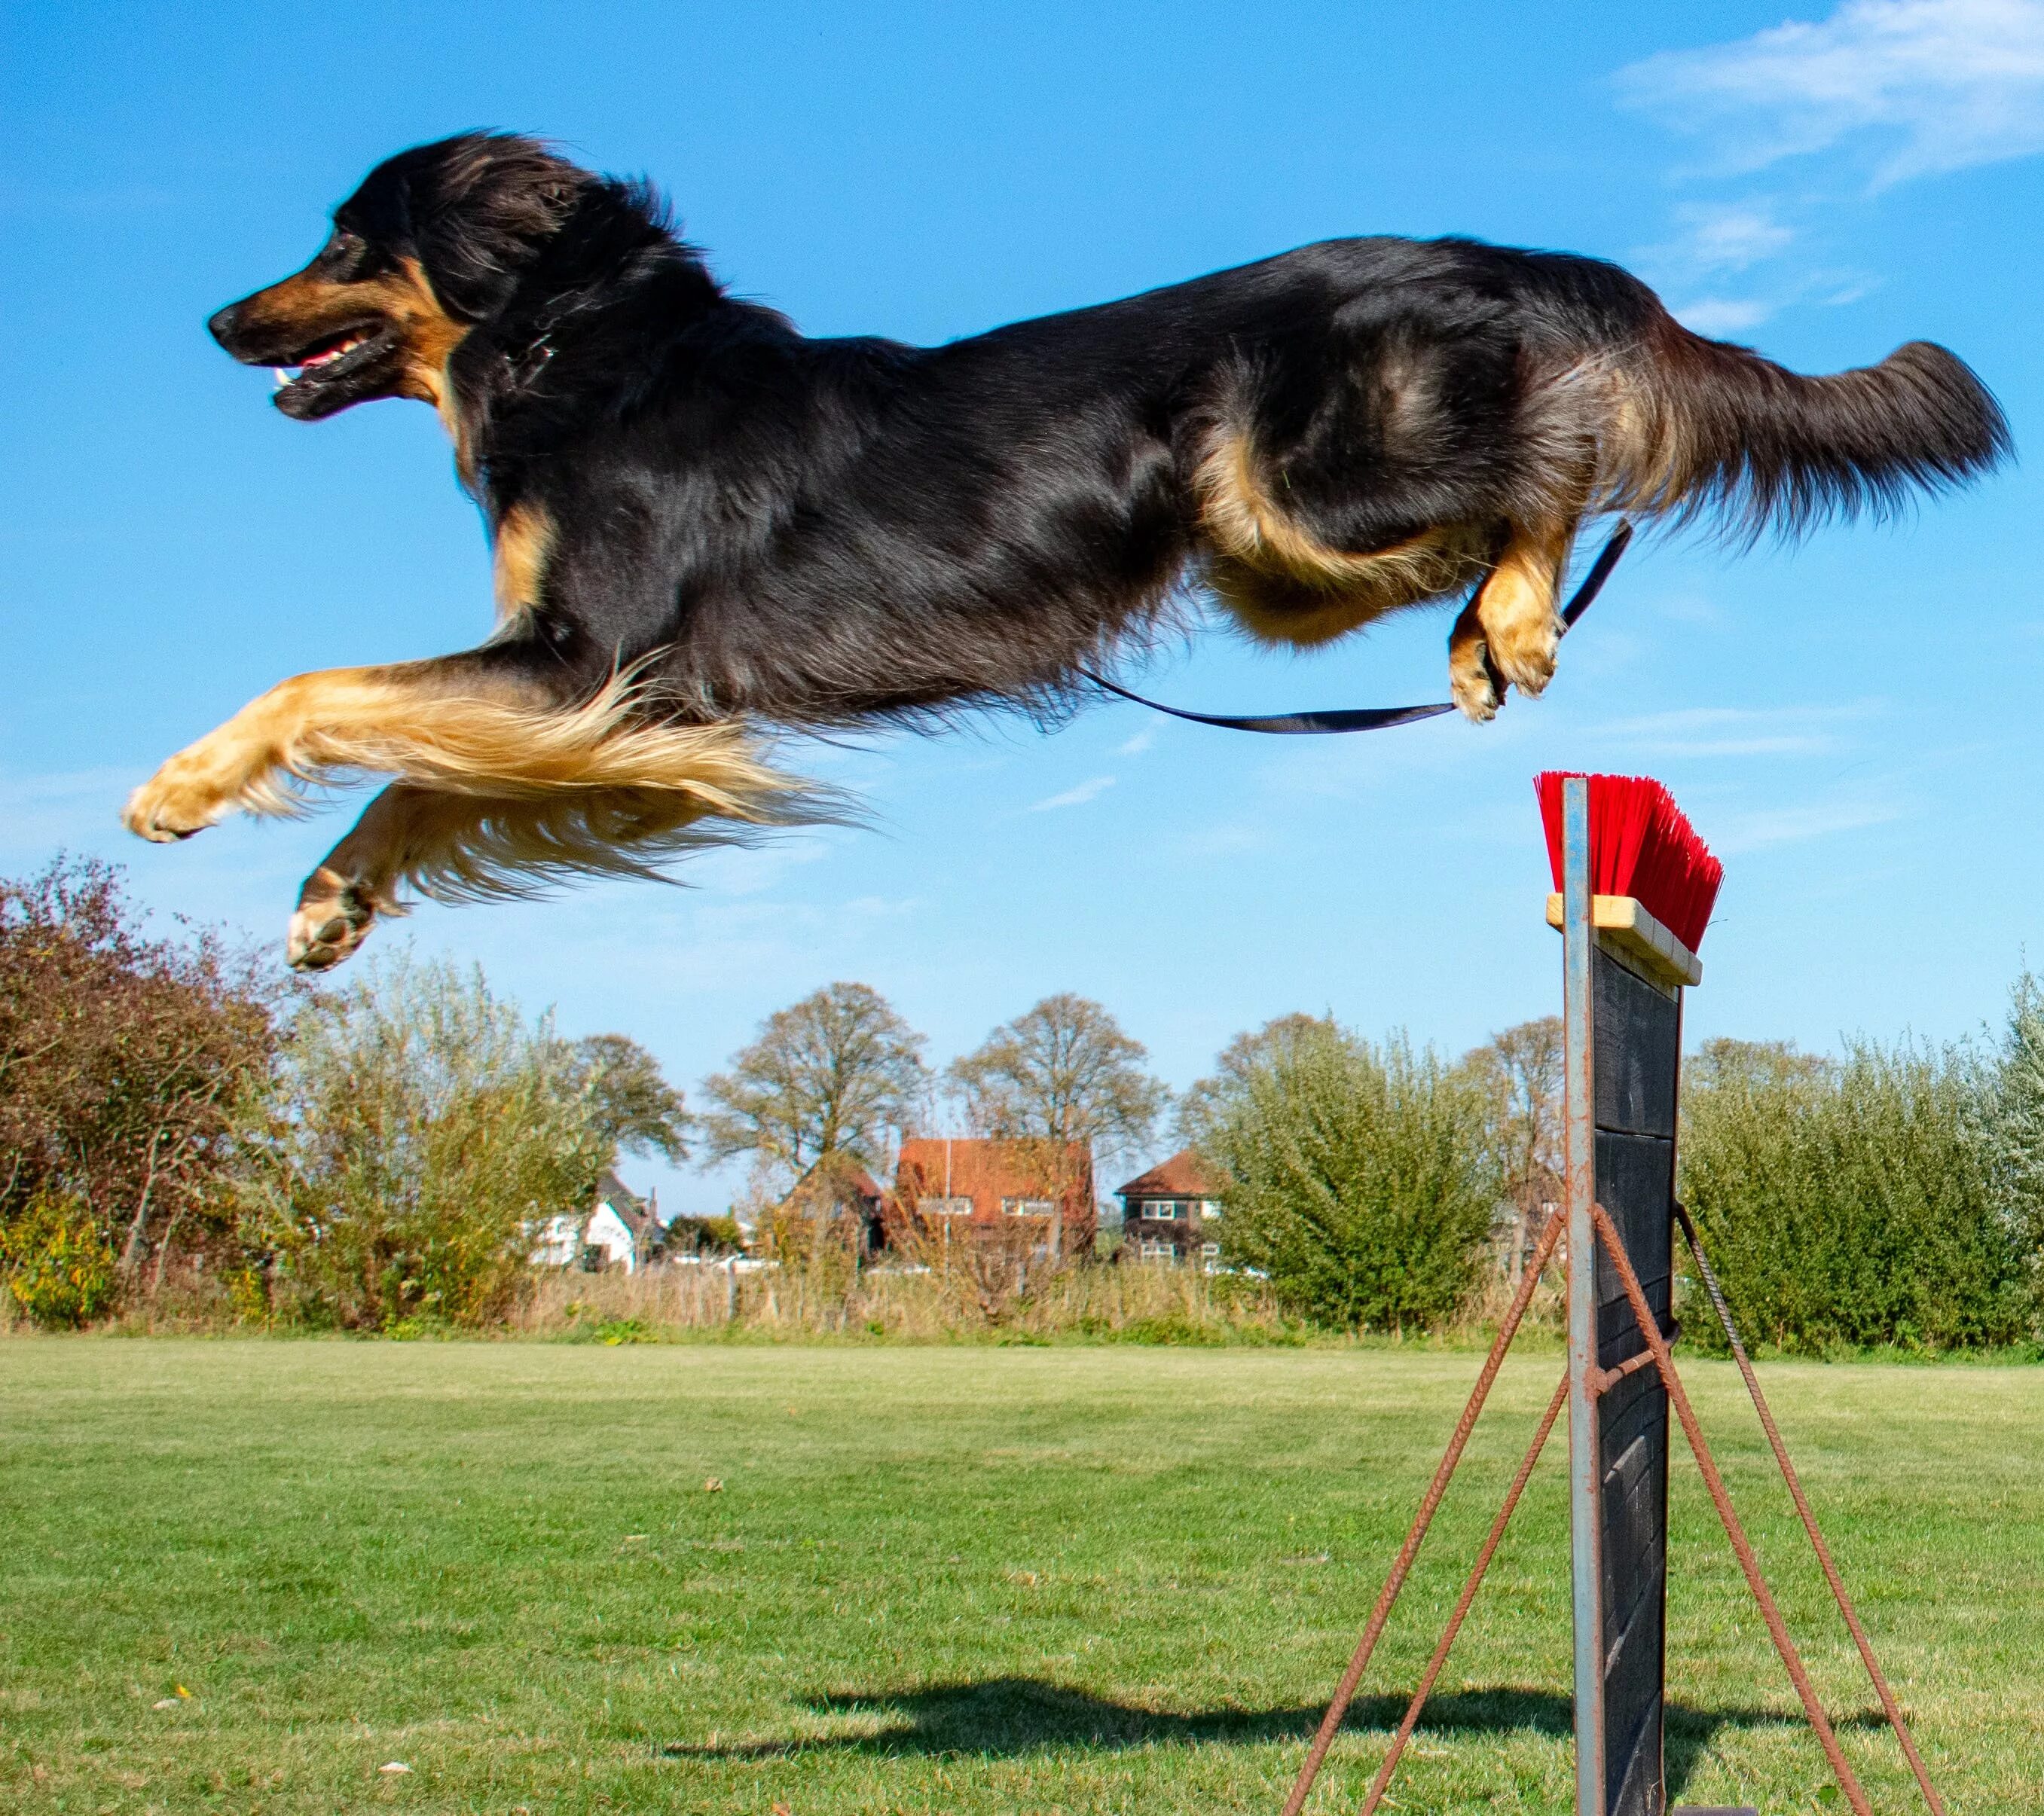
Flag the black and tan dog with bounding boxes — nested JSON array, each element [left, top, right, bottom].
[[125, 133, 2007, 968]]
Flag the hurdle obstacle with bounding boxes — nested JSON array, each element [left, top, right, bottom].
[[1279, 771, 1946, 1816], [1556, 771, 1703, 1816]]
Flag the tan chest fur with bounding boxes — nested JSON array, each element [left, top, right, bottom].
[[492, 502, 555, 622]]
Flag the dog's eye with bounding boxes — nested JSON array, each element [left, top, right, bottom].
[[316, 230, 368, 278]]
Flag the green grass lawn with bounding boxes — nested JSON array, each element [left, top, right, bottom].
[[2, 1341, 2038, 1814]]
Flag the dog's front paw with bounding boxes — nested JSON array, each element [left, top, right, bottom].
[[288, 869, 378, 972], [123, 749, 239, 842]]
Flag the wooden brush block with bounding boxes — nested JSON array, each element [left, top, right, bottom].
[[1545, 893, 1703, 990]]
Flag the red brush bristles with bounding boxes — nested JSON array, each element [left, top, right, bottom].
[[1535, 771, 1723, 954]]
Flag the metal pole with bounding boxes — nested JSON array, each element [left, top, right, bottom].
[[1563, 774, 1606, 1816]]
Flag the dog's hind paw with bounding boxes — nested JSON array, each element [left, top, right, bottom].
[[1485, 605, 1560, 699], [287, 869, 377, 972], [1448, 603, 1503, 723]]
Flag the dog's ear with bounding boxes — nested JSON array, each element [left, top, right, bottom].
[[402, 134, 588, 322]]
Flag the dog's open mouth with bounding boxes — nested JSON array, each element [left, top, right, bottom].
[[265, 324, 402, 418], [271, 326, 387, 393]]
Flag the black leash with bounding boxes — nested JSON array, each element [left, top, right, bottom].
[[1085, 520, 1634, 734]]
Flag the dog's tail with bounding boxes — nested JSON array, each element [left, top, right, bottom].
[[1600, 312, 2010, 539]]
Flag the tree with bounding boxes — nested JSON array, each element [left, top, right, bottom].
[[1989, 969, 2044, 1319], [1459, 1015, 1564, 1282], [1178, 1012, 1334, 1149], [698, 983, 928, 1181], [560, 1033, 692, 1168], [1190, 1019, 1498, 1332], [1681, 1035, 2024, 1351], [232, 952, 608, 1329], [946, 993, 1170, 1169], [1685, 1036, 1831, 1094], [0, 856, 281, 1304]]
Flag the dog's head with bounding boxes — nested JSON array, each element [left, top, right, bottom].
[[209, 133, 588, 421]]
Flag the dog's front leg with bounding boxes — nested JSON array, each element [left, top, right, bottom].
[[287, 784, 487, 971], [122, 647, 564, 841]]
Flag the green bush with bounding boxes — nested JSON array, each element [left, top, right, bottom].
[[1189, 1020, 1499, 1332], [2, 1190, 119, 1329], [1680, 1038, 2027, 1353], [662, 1213, 746, 1256], [232, 953, 609, 1331], [1989, 969, 2044, 1326]]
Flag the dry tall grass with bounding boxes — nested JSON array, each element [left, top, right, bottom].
[[507, 1253, 1305, 1343], [6, 1228, 1562, 1347]]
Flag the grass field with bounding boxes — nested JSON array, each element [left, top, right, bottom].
[[2, 1341, 2039, 1814]]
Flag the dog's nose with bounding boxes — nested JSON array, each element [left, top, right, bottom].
[[206, 303, 243, 350]]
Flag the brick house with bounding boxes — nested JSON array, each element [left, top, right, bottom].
[[1116, 1149, 1224, 1264], [892, 1137, 1095, 1256], [781, 1151, 888, 1253]]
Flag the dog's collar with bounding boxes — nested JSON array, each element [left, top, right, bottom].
[[509, 334, 555, 389], [500, 287, 603, 392]]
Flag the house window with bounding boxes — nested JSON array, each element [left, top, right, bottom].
[[1138, 1237, 1178, 1261], [918, 1195, 973, 1217], [1148, 1200, 1180, 1222], [1202, 1242, 1221, 1259], [1001, 1197, 1056, 1217], [1199, 1201, 1221, 1219]]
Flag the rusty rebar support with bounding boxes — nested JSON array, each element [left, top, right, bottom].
[[1592, 1202, 1874, 1816], [1279, 1204, 1566, 1816], [1357, 1370, 1570, 1816], [1675, 1202, 1946, 1816], [1589, 1344, 1661, 1397]]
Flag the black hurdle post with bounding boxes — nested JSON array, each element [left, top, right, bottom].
[[1556, 777, 1732, 1816]]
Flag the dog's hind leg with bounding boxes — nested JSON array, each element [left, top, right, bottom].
[[1447, 503, 1587, 722]]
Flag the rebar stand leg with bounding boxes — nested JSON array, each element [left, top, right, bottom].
[[1676, 1204, 1947, 1816], [1593, 1204, 1874, 1816], [1279, 1207, 1566, 1816], [1357, 1372, 1570, 1816]]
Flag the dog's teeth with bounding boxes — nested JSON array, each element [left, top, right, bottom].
[[273, 368, 293, 388]]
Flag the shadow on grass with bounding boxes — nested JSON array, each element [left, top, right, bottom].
[[662, 1677, 1884, 1797]]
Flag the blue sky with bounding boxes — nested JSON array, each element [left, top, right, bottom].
[[6, 0, 2044, 1213]]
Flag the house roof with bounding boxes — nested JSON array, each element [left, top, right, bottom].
[[784, 1151, 884, 1213], [596, 1170, 659, 1239], [1115, 1148, 1222, 1200], [894, 1137, 1092, 1210]]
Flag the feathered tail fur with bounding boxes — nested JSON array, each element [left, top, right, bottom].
[[1602, 313, 2011, 538]]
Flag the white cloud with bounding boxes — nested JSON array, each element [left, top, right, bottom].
[[1668, 202, 1798, 271], [1598, 700, 1883, 758], [1671, 296, 1777, 336], [1028, 774, 1117, 811], [1618, 0, 2044, 185], [0, 765, 142, 855], [1710, 794, 1906, 851], [1175, 823, 1266, 857], [1113, 728, 1157, 756]]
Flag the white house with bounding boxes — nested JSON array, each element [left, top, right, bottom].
[[531, 1171, 662, 1272]]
